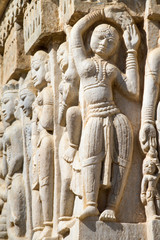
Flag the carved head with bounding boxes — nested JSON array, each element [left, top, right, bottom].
[[31, 50, 50, 91], [143, 158, 157, 175], [57, 42, 68, 73], [1, 80, 19, 124], [19, 71, 37, 119], [90, 24, 119, 59]]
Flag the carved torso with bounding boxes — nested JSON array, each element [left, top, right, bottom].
[[81, 59, 117, 105]]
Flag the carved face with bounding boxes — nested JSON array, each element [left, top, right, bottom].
[[90, 24, 119, 59], [1, 92, 17, 124], [19, 89, 35, 119], [143, 159, 156, 175], [57, 42, 68, 73], [31, 57, 47, 91]]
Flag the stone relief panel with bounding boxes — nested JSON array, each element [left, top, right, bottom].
[[69, 6, 140, 223], [31, 50, 54, 240], [3, 23, 30, 84], [23, 0, 59, 54], [1, 80, 27, 239], [0, 0, 160, 240]]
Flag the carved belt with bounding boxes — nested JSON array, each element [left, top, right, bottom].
[[86, 101, 120, 121]]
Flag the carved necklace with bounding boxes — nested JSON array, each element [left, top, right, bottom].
[[92, 57, 107, 84]]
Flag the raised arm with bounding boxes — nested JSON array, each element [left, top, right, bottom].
[[71, 10, 104, 72], [116, 24, 140, 100]]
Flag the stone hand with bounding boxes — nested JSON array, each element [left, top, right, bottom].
[[139, 123, 157, 154], [123, 24, 140, 51], [140, 193, 147, 205]]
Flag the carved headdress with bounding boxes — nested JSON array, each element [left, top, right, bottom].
[[19, 71, 37, 96], [2, 79, 19, 94]]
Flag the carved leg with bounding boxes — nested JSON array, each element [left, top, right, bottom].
[[79, 117, 104, 220], [63, 106, 82, 163], [58, 132, 75, 235], [32, 190, 43, 240], [100, 113, 133, 222], [39, 135, 54, 240], [145, 200, 158, 221]]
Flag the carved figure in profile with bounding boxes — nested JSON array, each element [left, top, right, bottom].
[[57, 28, 82, 234], [1, 80, 26, 239], [71, 8, 140, 221], [19, 71, 38, 239], [141, 147, 160, 221], [31, 50, 54, 240]]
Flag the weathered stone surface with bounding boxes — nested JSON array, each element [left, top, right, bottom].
[[64, 218, 147, 240], [3, 23, 30, 83], [0, 0, 160, 240], [24, 0, 59, 54]]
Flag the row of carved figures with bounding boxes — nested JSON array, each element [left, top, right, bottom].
[[0, 7, 160, 240]]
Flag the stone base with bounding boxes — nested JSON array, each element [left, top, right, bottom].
[[62, 217, 147, 240], [147, 220, 160, 240]]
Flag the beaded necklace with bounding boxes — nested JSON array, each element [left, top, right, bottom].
[[92, 57, 107, 84]]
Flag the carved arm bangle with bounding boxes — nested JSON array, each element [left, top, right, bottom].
[[142, 107, 155, 125], [126, 49, 137, 70]]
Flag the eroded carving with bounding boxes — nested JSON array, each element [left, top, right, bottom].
[[57, 27, 82, 234], [2, 80, 26, 239], [140, 147, 160, 221]]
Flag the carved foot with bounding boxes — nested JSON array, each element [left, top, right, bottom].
[[63, 146, 77, 163], [38, 226, 52, 240], [79, 206, 99, 220], [32, 230, 42, 240], [99, 209, 116, 222], [58, 221, 70, 236], [147, 215, 160, 221]]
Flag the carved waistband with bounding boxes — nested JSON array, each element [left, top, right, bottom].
[[86, 101, 120, 120]]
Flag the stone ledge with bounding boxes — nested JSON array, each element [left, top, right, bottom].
[[63, 217, 147, 240]]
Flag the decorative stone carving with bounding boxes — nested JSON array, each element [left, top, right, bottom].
[[0, 111, 7, 240], [57, 26, 82, 234], [19, 71, 38, 239], [1, 0, 160, 240], [31, 50, 54, 240], [1, 80, 26, 239], [70, 7, 140, 221], [0, 0, 29, 51], [3, 23, 30, 84], [24, 0, 59, 54], [140, 147, 160, 221]]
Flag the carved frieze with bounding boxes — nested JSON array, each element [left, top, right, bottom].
[[0, 0, 160, 240], [3, 23, 30, 84], [24, 0, 59, 54]]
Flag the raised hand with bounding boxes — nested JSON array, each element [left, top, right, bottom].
[[123, 24, 140, 51], [139, 123, 157, 154]]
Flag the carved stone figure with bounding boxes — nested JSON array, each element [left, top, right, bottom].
[[71, 9, 140, 221], [19, 71, 38, 239], [0, 111, 7, 239], [31, 50, 54, 240], [1, 80, 26, 239], [140, 38, 160, 155], [57, 37, 82, 235], [141, 147, 160, 221]]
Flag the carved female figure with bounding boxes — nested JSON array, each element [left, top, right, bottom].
[[71, 9, 140, 221], [1, 80, 26, 239], [31, 50, 54, 240], [19, 71, 38, 239]]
